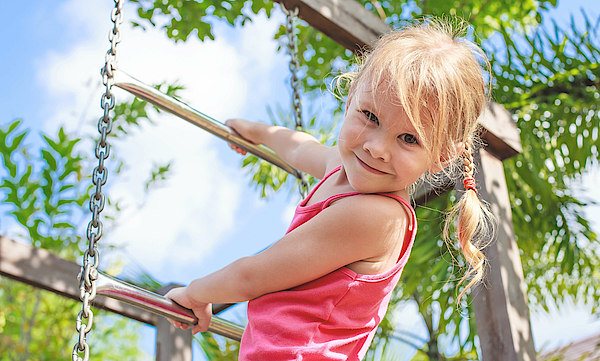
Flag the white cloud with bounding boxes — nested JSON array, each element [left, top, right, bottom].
[[36, 0, 251, 132], [34, 0, 288, 273], [101, 115, 242, 271]]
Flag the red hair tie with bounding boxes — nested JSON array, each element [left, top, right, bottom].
[[463, 177, 478, 194]]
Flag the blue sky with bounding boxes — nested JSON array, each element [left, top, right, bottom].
[[1, 0, 599, 360]]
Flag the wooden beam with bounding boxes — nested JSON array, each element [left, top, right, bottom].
[[460, 149, 537, 361], [274, 0, 390, 53], [479, 102, 522, 161], [0, 236, 157, 326]]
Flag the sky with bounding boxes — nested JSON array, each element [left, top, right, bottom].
[[1, 0, 599, 360]]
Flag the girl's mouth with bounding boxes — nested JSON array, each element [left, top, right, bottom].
[[356, 155, 388, 175]]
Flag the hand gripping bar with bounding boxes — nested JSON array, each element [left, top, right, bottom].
[[113, 70, 302, 180], [96, 272, 244, 341]]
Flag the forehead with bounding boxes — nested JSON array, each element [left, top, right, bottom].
[[353, 77, 401, 109], [352, 77, 436, 133]]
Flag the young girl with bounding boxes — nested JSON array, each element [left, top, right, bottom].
[[165, 18, 493, 360]]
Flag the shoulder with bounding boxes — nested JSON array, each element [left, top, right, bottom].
[[324, 194, 411, 239]]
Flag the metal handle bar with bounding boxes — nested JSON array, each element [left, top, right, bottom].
[[96, 272, 244, 341], [113, 70, 302, 179]]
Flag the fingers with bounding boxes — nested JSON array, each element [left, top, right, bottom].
[[167, 318, 206, 335], [191, 317, 211, 335], [229, 128, 246, 155], [224, 118, 237, 128], [226, 122, 248, 155], [192, 324, 207, 335], [228, 142, 247, 155], [167, 318, 190, 330]]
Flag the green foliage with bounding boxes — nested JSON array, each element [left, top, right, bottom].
[[196, 333, 240, 361], [145, 162, 172, 191], [276, 21, 352, 97], [129, 0, 275, 42], [112, 82, 184, 135], [489, 15, 600, 311], [0, 276, 150, 360], [0, 84, 183, 358], [0, 120, 88, 260]]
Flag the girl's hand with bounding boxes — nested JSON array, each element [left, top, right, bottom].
[[225, 118, 260, 155], [164, 286, 212, 334]]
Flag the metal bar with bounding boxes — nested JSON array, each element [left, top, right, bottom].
[[114, 70, 302, 179], [96, 272, 245, 342]]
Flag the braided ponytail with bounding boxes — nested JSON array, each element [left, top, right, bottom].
[[444, 142, 495, 305]]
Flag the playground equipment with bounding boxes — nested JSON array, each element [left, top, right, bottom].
[[72, 1, 310, 360]]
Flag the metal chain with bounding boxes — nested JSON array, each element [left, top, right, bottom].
[[281, 5, 309, 198], [282, 6, 303, 131], [72, 1, 123, 360]]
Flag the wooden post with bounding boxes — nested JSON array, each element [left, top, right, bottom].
[[459, 147, 536, 361], [156, 284, 193, 361]]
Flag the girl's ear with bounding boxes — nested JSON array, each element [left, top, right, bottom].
[[429, 142, 465, 174]]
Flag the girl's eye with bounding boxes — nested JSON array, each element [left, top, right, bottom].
[[399, 133, 418, 145], [362, 110, 379, 125]]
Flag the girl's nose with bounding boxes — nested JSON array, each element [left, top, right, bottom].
[[363, 136, 391, 162]]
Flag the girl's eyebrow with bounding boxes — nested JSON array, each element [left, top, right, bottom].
[[357, 99, 378, 113]]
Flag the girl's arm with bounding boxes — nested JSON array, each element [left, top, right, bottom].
[[165, 194, 410, 333], [225, 118, 336, 179]]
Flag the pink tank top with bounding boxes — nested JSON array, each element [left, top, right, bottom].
[[239, 167, 417, 361]]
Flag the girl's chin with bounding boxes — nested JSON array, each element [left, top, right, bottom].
[[348, 179, 386, 194]]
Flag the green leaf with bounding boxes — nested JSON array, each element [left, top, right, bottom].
[[41, 150, 57, 171], [59, 184, 75, 193], [57, 199, 75, 208], [53, 222, 75, 229], [0, 119, 27, 178]]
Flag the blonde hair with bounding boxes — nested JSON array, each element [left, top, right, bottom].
[[336, 17, 495, 304]]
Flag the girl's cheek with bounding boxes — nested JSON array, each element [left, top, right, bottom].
[[345, 122, 367, 139]]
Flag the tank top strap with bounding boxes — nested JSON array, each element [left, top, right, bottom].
[[311, 166, 416, 234], [300, 166, 343, 207], [321, 191, 361, 209]]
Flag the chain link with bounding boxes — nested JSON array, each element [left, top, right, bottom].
[[73, 1, 123, 360], [281, 5, 309, 198], [282, 6, 303, 131]]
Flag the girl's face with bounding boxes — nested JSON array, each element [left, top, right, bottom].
[[338, 82, 432, 197]]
